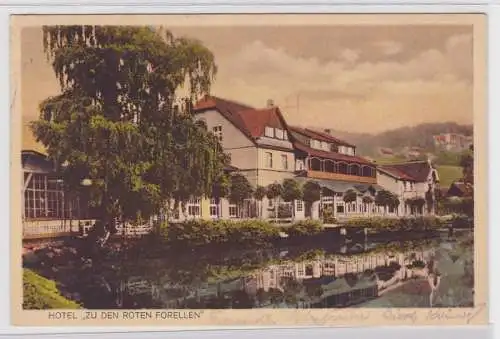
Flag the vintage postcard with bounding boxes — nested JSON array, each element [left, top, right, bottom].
[[10, 14, 488, 327]]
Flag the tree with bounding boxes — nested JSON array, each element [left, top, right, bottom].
[[375, 190, 399, 214], [281, 179, 303, 219], [362, 196, 374, 214], [425, 187, 435, 214], [362, 196, 374, 204], [460, 146, 474, 185], [228, 174, 253, 218], [389, 195, 401, 215], [31, 26, 224, 241], [266, 183, 283, 222], [343, 189, 358, 203], [253, 186, 267, 219], [406, 197, 426, 215], [302, 181, 321, 218]]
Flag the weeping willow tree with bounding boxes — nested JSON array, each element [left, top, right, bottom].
[[31, 25, 227, 234]]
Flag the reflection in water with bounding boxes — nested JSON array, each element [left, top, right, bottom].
[[87, 232, 473, 310], [43, 231, 472, 309]]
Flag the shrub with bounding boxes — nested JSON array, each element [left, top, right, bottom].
[[407, 260, 426, 269], [23, 269, 80, 310], [164, 219, 281, 248], [322, 207, 337, 224], [287, 220, 324, 237], [344, 217, 399, 230], [343, 216, 443, 231]]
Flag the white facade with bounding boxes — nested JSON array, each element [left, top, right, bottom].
[[194, 109, 296, 189], [376, 164, 440, 216]]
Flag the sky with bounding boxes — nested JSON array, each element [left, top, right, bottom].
[[20, 24, 474, 135]]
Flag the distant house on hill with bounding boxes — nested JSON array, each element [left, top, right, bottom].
[[378, 147, 394, 157], [433, 133, 472, 152], [406, 150, 421, 159]]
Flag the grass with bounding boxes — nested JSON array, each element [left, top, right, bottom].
[[23, 269, 81, 309], [371, 156, 409, 164], [436, 165, 463, 187]]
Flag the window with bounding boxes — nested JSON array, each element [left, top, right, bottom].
[[336, 204, 344, 214], [296, 160, 304, 171], [297, 266, 305, 277], [24, 173, 72, 220], [265, 152, 273, 168], [265, 126, 274, 138], [283, 130, 288, 140], [404, 181, 407, 190], [187, 198, 201, 217], [281, 154, 288, 170], [212, 125, 223, 142], [275, 128, 284, 139], [321, 141, 329, 151], [268, 199, 274, 208], [296, 200, 303, 212], [210, 198, 219, 218], [305, 265, 314, 276], [322, 196, 333, 204], [229, 204, 238, 218]]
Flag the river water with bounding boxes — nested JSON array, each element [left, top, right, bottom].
[[60, 230, 473, 309]]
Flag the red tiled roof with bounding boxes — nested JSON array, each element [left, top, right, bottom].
[[294, 141, 373, 165], [238, 107, 284, 138], [194, 96, 256, 140], [378, 161, 433, 182], [289, 126, 355, 147], [378, 166, 415, 181], [193, 95, 288, 141]]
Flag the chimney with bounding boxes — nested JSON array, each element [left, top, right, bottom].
[[266, 99, 274, 108], [324, 129, 331, 135]]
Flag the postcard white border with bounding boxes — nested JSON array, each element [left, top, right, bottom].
[[0, 1, 496, 337]]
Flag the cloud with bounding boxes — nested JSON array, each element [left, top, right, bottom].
[[21, 27, 473, 134], [213, 34, 473, 133], [338, 48, 360, 63], [373, 40, 403, 56]]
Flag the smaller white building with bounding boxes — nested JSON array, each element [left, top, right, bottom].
[[376, 160, 440, 216]]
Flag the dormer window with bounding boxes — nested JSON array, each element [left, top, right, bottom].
[[310, 139, 321, 149], [275, 128, 284, 140], [265, 126, 274, 138]]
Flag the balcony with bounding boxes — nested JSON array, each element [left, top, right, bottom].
[[306, 170, 377, 184]]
